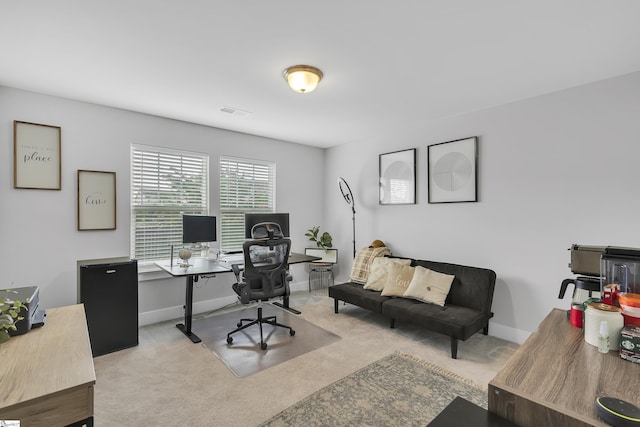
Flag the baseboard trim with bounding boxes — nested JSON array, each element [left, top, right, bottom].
[[489, 321, 530, 345]]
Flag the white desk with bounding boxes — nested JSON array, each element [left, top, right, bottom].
[[155, 252, 320, 343]]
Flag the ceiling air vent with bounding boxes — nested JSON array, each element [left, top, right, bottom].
[[220, 106, 251, 118]]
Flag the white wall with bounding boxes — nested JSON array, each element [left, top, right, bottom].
[[325, 71, 640, 343], [0, 87, 325, 324], [5, 72, 639, 342]]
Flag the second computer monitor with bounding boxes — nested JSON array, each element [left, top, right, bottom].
[[244, 212, 290, 239]]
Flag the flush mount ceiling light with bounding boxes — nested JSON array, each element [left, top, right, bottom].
[[283, 65, 323, 93]]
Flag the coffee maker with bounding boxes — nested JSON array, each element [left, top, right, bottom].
[[559, 244, 604, 327]]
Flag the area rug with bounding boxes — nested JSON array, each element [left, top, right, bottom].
[[259, 352, 487, 426], [191, 303, 341, 378]]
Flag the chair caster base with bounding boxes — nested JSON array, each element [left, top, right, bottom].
[[227, 336, 233, 344], [290, 329, 295, 336], [261, 342, 267, 350]]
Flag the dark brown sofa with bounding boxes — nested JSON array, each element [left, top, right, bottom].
[[328, 256, 496, 359]]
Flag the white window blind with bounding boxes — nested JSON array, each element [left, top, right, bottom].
[[219, 156, 275, 252], [131, 144, 209, 268]]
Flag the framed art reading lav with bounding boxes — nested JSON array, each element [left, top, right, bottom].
[[14, 120, 62, 190], [77, 170, 116, 231], [428, 136, 478, 203], [379, 148, 416, 205]]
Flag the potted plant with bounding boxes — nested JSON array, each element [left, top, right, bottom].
[[305, 226, 333, 251], [0, 289, 26, 344]]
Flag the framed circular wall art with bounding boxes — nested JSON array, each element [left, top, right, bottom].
[[427, 137, 478, 203]]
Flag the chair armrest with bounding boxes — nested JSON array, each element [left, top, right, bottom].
[[231, 264, 242, 282], [237, 281, 251, 304]]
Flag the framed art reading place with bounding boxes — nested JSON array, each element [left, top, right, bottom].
[[427, 136, 478, 203], [379, 148, 416, 205], [14, 120, 62, 190], [77, 170, 116, 230]]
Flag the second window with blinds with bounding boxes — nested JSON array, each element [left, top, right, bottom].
[[219, 156, 276, 253]]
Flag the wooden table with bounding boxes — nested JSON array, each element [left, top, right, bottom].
[[0, 304, 96, 427], [489, 308, 640, 427]]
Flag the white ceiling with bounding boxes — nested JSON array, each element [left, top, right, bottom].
[[2, 1, 640, 148]]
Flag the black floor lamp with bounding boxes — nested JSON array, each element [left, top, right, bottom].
[[338, 177, 356, 258]]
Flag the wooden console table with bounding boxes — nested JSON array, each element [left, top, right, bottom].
[[0, 304, 96, 427], [489, 308, 640, 427]]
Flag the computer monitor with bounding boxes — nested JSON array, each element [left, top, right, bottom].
[[182, 215, 217, 244], [244, 213, 290, 239]]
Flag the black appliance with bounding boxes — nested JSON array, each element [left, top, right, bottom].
[[559, 244, 603, 301], [559, 245, 604, 327], [79, 259, 138, 357]]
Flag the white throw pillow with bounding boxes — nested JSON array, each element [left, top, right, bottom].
[[380, 263, 416, 297], [363, 257, 412, 291], [403, 265, 455, 306]]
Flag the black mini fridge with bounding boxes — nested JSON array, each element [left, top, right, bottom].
[[79, 259, 139, 357]]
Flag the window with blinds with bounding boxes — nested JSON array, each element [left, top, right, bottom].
[[130, 144, 209, 268], [219, 156, 276, 252]]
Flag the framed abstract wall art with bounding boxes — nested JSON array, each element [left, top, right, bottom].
[[427, 136, 478, 203]]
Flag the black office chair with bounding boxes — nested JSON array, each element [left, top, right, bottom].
[[226, 236, 295, 350]]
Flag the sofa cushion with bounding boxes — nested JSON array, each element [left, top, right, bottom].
[[328, 282, 391, 313], [381, 263, 415, 297], [349, 246, 391, 284], [364, 257, 412, 291], [381, 297, 489, 340], [403, 265, 455, 306]]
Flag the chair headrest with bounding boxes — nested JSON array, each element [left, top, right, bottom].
[[251, 222, 284, 240]]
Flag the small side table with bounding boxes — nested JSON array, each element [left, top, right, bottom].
[[308, 262, 334, 291]]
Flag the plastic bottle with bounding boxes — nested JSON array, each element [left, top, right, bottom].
[[598, 320, 610, 353]]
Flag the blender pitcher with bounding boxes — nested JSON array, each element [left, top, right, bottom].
[[601, 247, 640, 303], [602, 263, 627, 305]]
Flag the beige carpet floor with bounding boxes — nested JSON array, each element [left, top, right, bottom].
[[92, 292, 518, 426]]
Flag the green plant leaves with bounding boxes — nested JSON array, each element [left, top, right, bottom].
[[306, 226, 332, 251], [0, 290, 26, 341]]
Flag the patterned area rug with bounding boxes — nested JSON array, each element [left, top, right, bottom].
[[260, 352, 487, 427]]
